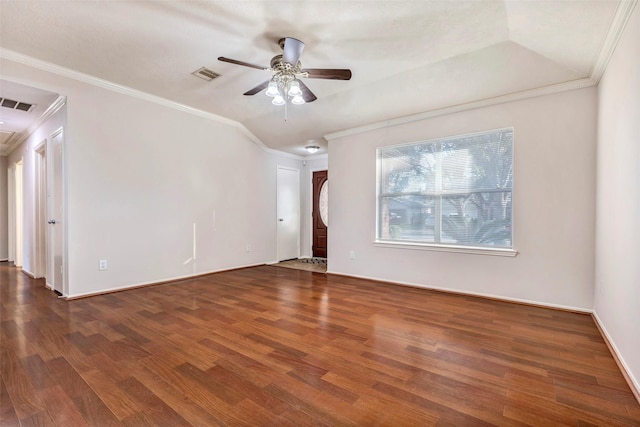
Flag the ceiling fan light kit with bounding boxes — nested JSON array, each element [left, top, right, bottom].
[[218, 37, 352, 110]]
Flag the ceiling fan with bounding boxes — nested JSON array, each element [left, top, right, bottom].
[[218, 37, 352, 105]]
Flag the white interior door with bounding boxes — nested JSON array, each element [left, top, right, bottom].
[[49, 129, 64, 294], [277, 167, 300, 261]]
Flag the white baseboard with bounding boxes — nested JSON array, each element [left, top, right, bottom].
[[326, 270, 592, 313], [22, 269, 35, 279], [592, 311, 640, 403], [65, 262, 267, 299]]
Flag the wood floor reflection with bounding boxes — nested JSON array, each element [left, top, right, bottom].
[[1, 263, 638, 426]]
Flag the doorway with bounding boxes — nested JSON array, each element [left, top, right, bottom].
[[277, 166, 300, 261], [7, 160, 24, 267], [312, 170, 328, 258]]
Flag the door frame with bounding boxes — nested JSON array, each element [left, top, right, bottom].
[[309, 168, 328, 258], [8, 160, 25, 268], [7, 161, 25, 267], [276, 166, 300, 262], [34, 140, 47, 279], [7, 164, 15, 263], [49, 127, 67, 296]]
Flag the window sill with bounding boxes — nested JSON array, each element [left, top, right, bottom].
[[373, 240, 518, 257]]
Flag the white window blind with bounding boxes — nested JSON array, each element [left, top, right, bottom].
[[377, 128, 513, 249]]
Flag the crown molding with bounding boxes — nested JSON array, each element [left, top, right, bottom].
[[325, 0, 637, 142], [590, 0, 638, 84], [325, 77, 595, 141], [0, 48, 268, 150], [2, 95, 67, 156]]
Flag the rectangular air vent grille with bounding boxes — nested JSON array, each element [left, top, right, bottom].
[[192, 67, 221, 81], [1, 98, 34, 112]]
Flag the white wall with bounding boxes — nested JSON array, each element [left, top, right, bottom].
[[300, 156, 328, 258], [595, 4, 640, 394], [1, 57, 301, 297], [328, 87, 597, 310], [0, 155, 7, 260]]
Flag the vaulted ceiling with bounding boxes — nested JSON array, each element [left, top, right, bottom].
[[0, 1, 632, 156]]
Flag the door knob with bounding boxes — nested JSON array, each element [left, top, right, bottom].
[[279, 218, 284, 222], [48, 219, 56, 224]]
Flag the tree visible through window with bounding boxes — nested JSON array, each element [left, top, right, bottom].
[[377, 128, 513, 249]]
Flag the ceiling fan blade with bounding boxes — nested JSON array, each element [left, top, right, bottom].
[[302, 68, 352, 80], [282, 37, 305, 65], [218, 57, 267, 71], [243, 80, 270, 96], [298, 80, 317, 103]]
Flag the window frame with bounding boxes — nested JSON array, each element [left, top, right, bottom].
[[375, 127, 517, 257]]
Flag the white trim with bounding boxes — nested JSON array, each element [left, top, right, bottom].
[[21, 268, 36, 279], [50, 127, 63, 139], [3, 0, 635, 157], [33, 140, 47, 279], [325, 78, 594, 141], [64, 262, 267, 299], [373, 241, 518, 257], [325, 270, 591, 313], [34, 139, 46, 154], [590, 0, 638, 84], [0, 48, 267, 150], [324, 1, 638, 143], [49, 126, 68, 296], [592, 310, 640, 401]]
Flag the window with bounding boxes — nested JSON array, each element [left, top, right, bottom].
[[377, 128, 513, 251]]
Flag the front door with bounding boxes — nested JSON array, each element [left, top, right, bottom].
[[312, 170, 328, 258]]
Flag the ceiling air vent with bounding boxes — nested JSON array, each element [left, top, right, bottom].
[[192, 67, 221, 82], [1, 98, 34, 112]]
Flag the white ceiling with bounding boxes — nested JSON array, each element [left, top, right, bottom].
[[0, 1, 628, 156], [0, 80, 59, 155]]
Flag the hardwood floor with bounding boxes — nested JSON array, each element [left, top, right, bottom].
[[1, 263, 638, 426]]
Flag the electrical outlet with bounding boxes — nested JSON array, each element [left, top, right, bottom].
[[245, 244, 251, 252], [349, 250, 355, 260], [99, 260, 108, 271]]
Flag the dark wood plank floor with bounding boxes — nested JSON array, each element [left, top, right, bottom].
[[1, 263, 639, 426]]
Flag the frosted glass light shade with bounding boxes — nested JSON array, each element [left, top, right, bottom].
[[291, 95, 305, 105], [288, 80, 303, 97], [265, 81, 280, 97], [272, 95, 285, 106], [305, 145, 320, 154]]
